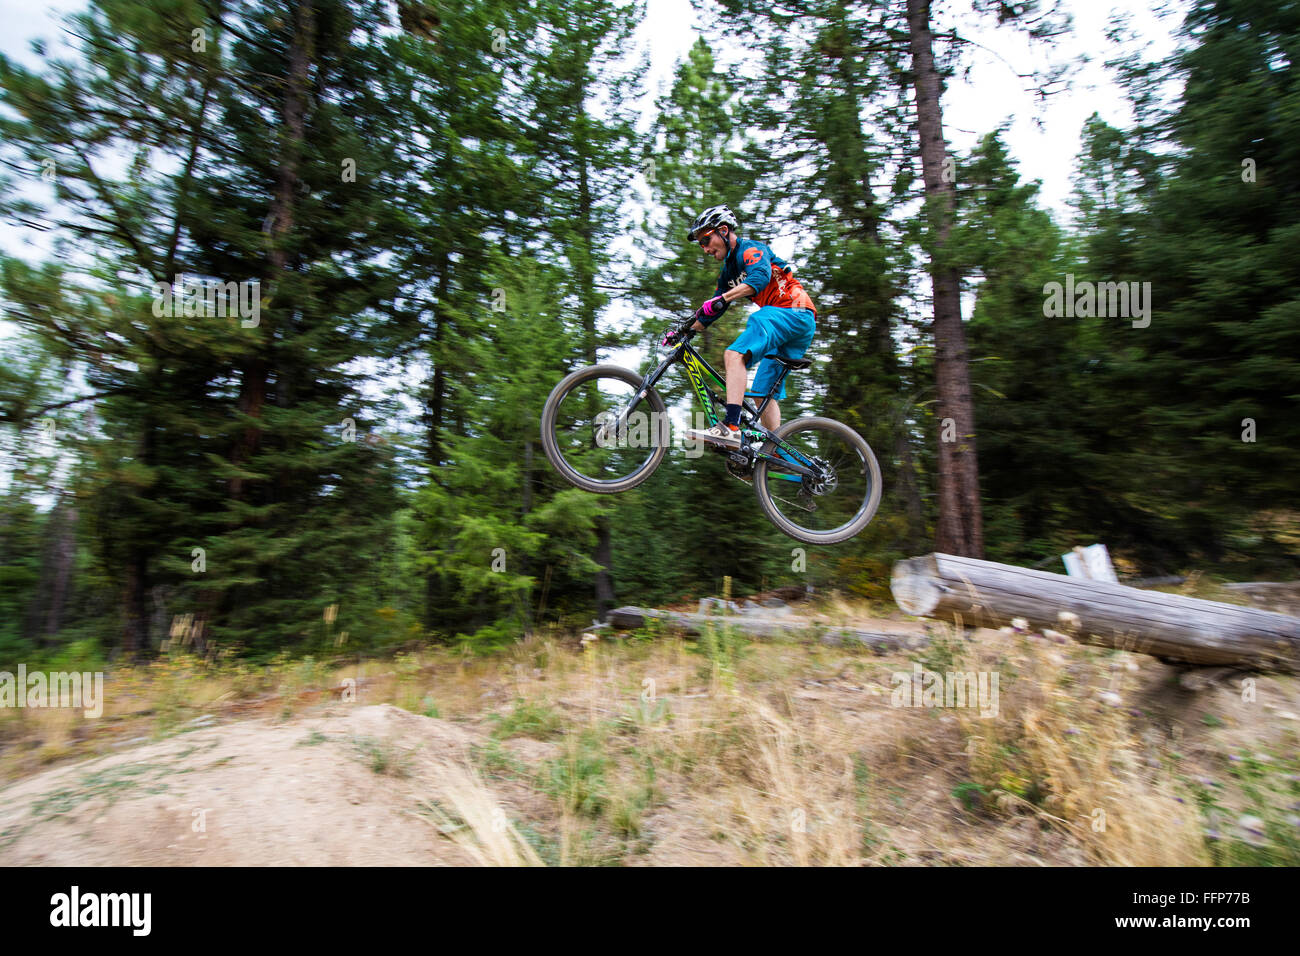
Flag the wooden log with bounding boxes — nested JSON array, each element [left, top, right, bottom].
[[606, 606, 927, 654], [1128, 575, 1187, 588], [1222, 582, 1300, 591], [1221, 582, 1300, 615], [891, 553, 1300, 672]]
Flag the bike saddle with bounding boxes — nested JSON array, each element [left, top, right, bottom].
[[764, 353, 812, 370]]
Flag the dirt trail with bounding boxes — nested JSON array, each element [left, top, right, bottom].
[[4, 610, 1297, 867], [0, 705, 522, 866]]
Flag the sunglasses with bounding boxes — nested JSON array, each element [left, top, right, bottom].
[[696, 230, 715, 247]]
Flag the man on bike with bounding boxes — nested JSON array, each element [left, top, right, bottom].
[[681, 204, 816, 447]]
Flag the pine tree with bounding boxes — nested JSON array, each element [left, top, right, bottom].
[[1082, 0, 1300, 571], [517, 0, 648, 619], [957, 131, 1086, 563], [390, 0, 543, 631], [0, 0, 413, 657], [623, 37, 797, 595]]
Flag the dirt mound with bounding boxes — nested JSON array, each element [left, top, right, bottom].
[[0, 705, 504, 866]]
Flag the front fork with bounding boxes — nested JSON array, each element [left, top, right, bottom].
[[594, 355, 675, 445]]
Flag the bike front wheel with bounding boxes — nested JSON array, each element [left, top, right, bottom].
[[752, 416, 882, 545], [539, 364, 669, 494]]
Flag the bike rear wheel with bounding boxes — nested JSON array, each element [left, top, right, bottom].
[[539, 364, 669, 494], [752, 416, 882, 544]]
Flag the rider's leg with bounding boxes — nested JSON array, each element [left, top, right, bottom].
[[684, 348, 749, 445], [690, 311, 787, 445], [751, 307, 814, 432], [729, 349, 778, 428], [724, 348, 747, 407], [721, 311, 779, 431]]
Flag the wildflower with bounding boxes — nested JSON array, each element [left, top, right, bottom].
[[1236, 815, 1267, 847]]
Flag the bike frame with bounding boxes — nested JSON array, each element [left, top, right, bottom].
[[618, 335, 819, 482]]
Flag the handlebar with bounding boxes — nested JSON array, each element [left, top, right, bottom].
[[661, 316, 700, 348]]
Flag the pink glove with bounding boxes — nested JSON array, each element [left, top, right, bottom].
[[699, 295, 727, 317]]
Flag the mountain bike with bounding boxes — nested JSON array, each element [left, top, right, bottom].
[[539, 314, 882, 545]]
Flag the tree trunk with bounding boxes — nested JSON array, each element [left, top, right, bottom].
[[41, 499, 78, 645], [892, 553, 1300, 672], [124, 389, 159, 659], [426, 255, 450, 467], [575, 120, 616, 619], [594, 516, 616, 622], [894, 429, 926, 550], [606, 605, 927, 653], [423, 253, 451, 634], [121, 551, 148, 661], [22, 505, 58, 647], [230, 0, 315, 500], [906, 0, 983, 558], [519, 439, 533, 631]]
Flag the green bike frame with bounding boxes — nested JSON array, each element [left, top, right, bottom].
[[625, 335, 817, 482]]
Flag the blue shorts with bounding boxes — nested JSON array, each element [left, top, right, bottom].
[[727, 306, 815, 401]]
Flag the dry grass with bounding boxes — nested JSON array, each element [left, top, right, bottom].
[[953, 630, 1209, 865], [3, 595, 1297, 866], [414, 758, 543, 866]]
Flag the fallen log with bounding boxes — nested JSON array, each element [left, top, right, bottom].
[[1221, 581, 1300, 616], [606, 606, 928, 654], [1128, 575, 1187, 588], [891, 553, 1300, 672]]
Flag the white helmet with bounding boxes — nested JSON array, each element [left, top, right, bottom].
[[686, 204, 739, 242]]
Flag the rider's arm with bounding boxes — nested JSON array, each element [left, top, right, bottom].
[[741, 244, 773, 293], [691, 283, 756, 330]]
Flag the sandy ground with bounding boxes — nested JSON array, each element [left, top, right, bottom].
[[0, 705, 547, 866], [2, 605, 1296, 866]]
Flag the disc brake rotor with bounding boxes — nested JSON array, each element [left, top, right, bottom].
[[802, 456, 836, 496]]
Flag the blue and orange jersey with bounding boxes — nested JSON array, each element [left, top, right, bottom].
[[704, 236, 815, 325]]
